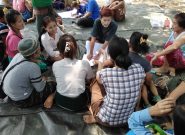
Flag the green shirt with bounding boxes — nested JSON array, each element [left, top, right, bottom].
[[32, 0, 52, 8]]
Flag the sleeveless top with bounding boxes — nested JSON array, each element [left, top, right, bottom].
[[164, 31, 185, 69]]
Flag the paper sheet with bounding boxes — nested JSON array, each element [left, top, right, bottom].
[[58, 10, 76, 18]]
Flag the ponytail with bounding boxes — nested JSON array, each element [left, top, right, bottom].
[[115, 55, 132, 70], [130, 32, 149, 54], [108, 35, 132, 70], [57, 34, 77, 59]]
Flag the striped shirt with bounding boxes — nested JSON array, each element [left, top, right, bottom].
[[98, 64, 145, 126], [3, 53, 46, 101]]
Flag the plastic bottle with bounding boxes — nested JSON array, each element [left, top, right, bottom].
[[164, 18, 170, 28]]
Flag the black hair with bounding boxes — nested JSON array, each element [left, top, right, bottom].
[[71, 0, 79, 8], [57, 34, 77, 59], [0, 9, 4, 19], [173, 105, 185, 135], [174, 12, 185, 29], [40, 16, 56, 35], [129, 32, 149, 54], [5, 9, 21, 29], [108, 35, 132, 69], [39, 16, 56, 51]]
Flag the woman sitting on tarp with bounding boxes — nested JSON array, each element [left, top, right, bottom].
[[83, 35, 145, 126], [86, 7, 117, 60], [5, 9, 24, 62], [70, 0, 86, 17], [150, 13, 185, 104], [151, 13, 185, 76], [44, 34, 95, 111], [40, 16, 63, 64], [2, 38, 56, 108]]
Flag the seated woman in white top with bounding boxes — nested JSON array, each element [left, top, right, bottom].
[[45, 34, 95, 111], [41, 16, 63, 62]]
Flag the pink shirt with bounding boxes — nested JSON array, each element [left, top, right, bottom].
[[6, 29, 23, 58], [13, 0, 26, 13]]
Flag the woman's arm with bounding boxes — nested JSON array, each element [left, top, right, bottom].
[[87, 37, 96, 60], [81, 12, 91, 18], [169, 81, 185, 101], [49, 55, 62, 61], [151, 36, 185, 64], [102, 41, 109, 50]]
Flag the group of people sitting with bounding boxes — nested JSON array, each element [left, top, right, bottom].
[[0, 0, 185, 134]]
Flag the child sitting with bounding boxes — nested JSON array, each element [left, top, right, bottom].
[[40, 16, 63, 63], [25, 0, 36, 23], [5, 9, 24, 62], [13, 0, 32, 22], [129, 32, 161, 107], [71, 0, 86, 17]]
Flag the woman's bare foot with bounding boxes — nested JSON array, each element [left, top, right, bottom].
[[154, 67, 169, 75], [44, 94, 54, 109], [169, 67, 175, 76], [83, 114, 96, 124]]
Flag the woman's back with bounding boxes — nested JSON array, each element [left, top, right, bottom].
[[53, 58, 94, 98], [98, 63, 145, 126]]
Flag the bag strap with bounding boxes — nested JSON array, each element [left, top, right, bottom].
[[1, 60, 27, 86], [164, 32, 174, 47]]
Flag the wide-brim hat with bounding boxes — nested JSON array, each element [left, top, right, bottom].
[[18, 38, 39, 57]]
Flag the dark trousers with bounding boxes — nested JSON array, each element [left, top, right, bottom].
[[77, 17, 94, 27], [55, 89, 90, 112], [10, 81, 56, 108]]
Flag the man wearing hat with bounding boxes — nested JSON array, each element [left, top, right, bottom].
[[2, 38, 55, 108]]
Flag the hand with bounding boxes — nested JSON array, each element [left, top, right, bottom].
[[27, 18, 35, 23], [99, 48, 105, 55], [87, 53, 93, 60], [150, 53, 158, 66], [93, 53, 100, 60], [56, 16, 63, 25], [149, 97, 175, 117]]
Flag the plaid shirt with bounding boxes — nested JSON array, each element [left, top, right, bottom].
[[98, 64, 145, 126]]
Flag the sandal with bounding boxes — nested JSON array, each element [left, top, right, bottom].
[[154, 75, 170, 90]]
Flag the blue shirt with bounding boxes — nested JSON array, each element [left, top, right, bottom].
[[86, 0, 100, 20], [128, 108, 153, 135]]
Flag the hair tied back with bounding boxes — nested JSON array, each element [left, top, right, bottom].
[[65, 42, 71, 52], [140, 36, 146, 44]]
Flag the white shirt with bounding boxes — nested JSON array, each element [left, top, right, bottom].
[[52, 58, 95, 97], [41, 27, 63, 57]]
